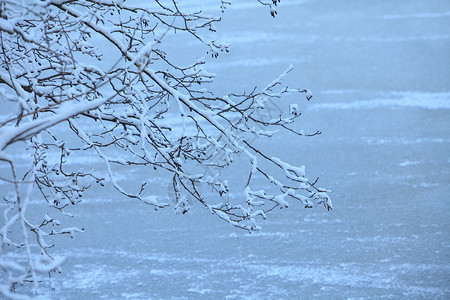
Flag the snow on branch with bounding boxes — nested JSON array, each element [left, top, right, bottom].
[[0, 0, 330, 296]]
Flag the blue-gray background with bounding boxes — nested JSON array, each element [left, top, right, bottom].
[[2, 0, 450, 298]]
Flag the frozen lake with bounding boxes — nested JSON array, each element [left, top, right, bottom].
[[1, 0, 449, 298]]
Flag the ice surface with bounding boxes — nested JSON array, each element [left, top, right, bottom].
[[1, 0, 449, 299]]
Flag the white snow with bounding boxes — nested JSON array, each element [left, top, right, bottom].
[[382, 11, 450, 19], [399, 161, 420, 167], [310, 92, 450, 111]]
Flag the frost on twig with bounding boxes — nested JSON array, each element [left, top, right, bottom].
[[0, 0, 330, 296]]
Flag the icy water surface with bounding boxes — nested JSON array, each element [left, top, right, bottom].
[[2, 0, 450, 299]]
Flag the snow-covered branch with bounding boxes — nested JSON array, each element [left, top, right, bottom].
[[0, 0, 330, 296]]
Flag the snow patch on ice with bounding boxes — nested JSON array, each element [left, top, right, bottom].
[[187, 287, 212, 295], [362, 137, 448, 145], [321, 89, 361, 95], [382, 11, 450, 20], [121, 292, 148, 299], [228, 231, 289, 239], [59, 247, 225, 266], [399, 161, 420, 167], [61, 264, 139, 290], [220, 31, 297, 45], [310, 92, 450, 111], [251, 262, 449, 297], [344, 35, 450, 42], [303, 217, 330, 224], [217, 32, 450, 46], [150, 269, 183, 276], [327, 136, 449, 146], [414, 182, 439, 188], [345, 235, 418, 243], [208, 56, 310, 69]]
